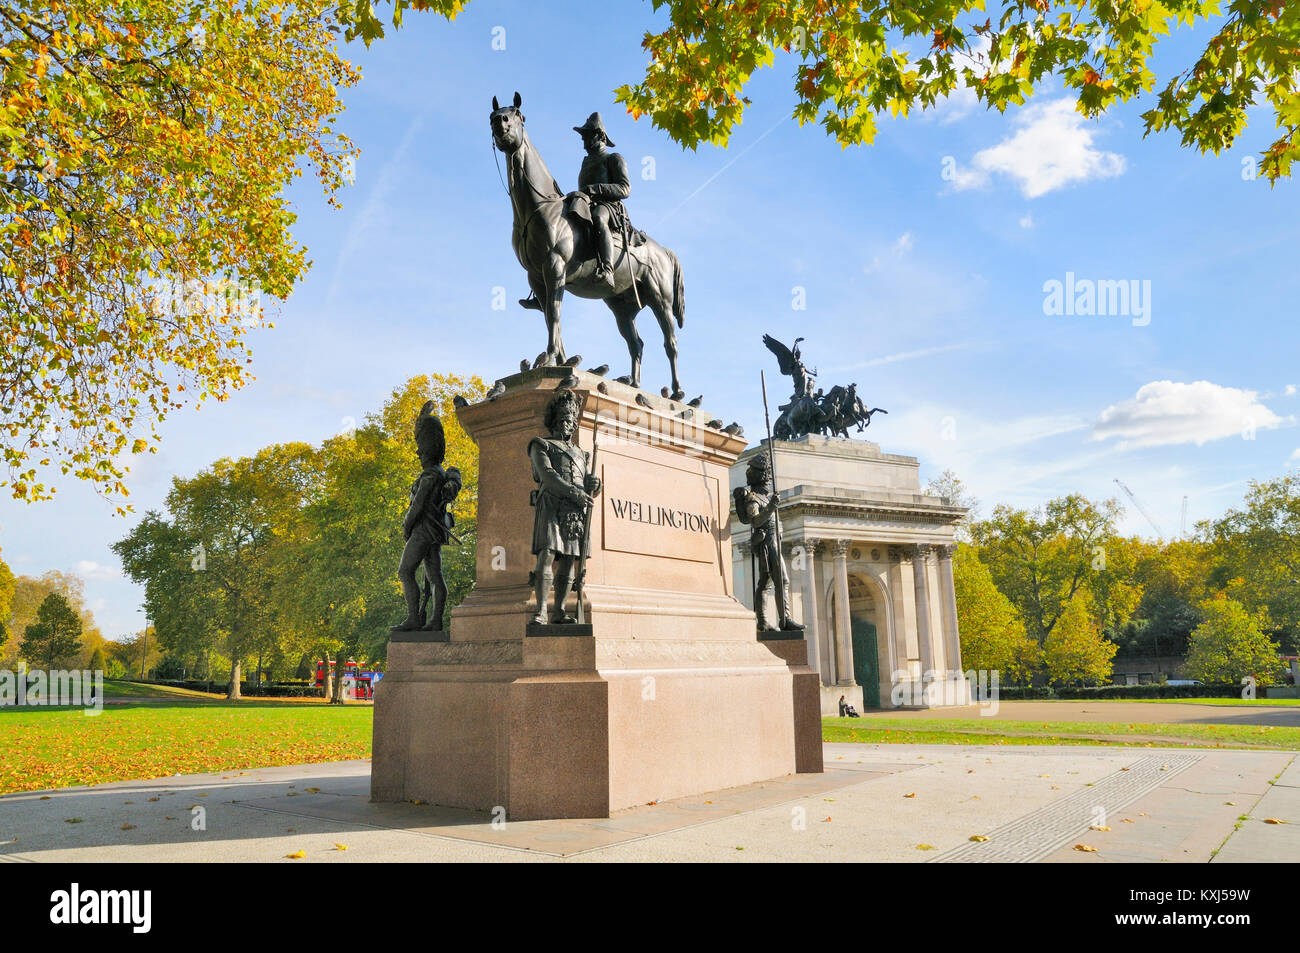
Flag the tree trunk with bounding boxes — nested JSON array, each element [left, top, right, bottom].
[[228, 657, 242, 700], [332, 660, 346, 705]]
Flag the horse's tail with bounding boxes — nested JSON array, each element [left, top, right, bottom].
[[669, 247, 685, 328]]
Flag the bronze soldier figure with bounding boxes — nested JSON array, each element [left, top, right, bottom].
[[734, 454, 803, 633], [395, 401, 463, 631], [572, 112, 630, 282], [528, 389, 602, 625]]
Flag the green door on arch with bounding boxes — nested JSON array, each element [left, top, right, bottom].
[[851, 617, 880, 709]]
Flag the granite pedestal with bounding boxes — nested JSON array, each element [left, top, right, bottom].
[[372, 369, 822, 819]]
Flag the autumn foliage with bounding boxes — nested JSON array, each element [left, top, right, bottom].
[[0, 1, 359, 507]]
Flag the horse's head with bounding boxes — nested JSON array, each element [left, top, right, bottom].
[[490, 92, 525, 153]]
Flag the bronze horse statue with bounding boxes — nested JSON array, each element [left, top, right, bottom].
[[490, 93, 686, 399]]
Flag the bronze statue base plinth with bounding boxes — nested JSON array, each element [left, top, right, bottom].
[[371, 370, 822, 820]]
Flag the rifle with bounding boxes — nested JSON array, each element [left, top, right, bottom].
[[574, 408, 600, 625], [760, 370, 783, 563]]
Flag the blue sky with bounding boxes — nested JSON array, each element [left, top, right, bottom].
[[2, 0, 1298, 641]]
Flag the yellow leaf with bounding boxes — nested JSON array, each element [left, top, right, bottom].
[[1263, 818, 1286, 824], [333, 843, 348, 850], [969, 835, 989, 842], [916, 843, 936, 850], [903, 792, 916, 798], [1073, 844, 1098, 852], [1090, 825, 1110, 831], [285, 849, 306, 859]]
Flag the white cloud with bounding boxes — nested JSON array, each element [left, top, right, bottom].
[[952, 98, 1125, 198], [1285, 384, 1296, 396], [75, 560, 121, 581], [864, 231, 916, 273], [1092, 380, 1285, 449], [1019, 213, 1034, 229]]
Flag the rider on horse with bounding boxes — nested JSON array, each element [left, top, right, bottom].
[[520, 111, 632, 311], [571, 112, 630, 282]]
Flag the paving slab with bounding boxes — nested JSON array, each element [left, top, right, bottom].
[[0, 745, 1292, 863]]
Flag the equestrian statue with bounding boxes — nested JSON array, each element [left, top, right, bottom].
[[491, 92, 687, 399]]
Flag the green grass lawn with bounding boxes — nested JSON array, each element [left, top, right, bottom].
[[99, 679, 227, 700], [0, 702, 372, 795], [823, 716, 1300, 750], [1132, 697, 1300, 707]]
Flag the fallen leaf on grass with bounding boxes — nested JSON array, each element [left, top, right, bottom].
[[1073, 844, 1098, 852], [285, 849, 306, 859], [969, 835, 989, 842]]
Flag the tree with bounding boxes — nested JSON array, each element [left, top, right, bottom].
[[22, 591, 83, 668], [3, 569, 102, 667], [1184, 597, 1285, 685], [288, 373, 485, 702], [115, 442, 322, 698], [973, 493, 1123, 643], [1207, 474, 1300, 653], [1, 1, 359, 506], [953, 545, 1038, 683], [89, 644, 108, 674], [925, 468, 978, 542], [0, 547, 13, 647], [1040, 593, 1117, 686], [605, 0, 1299, 181]]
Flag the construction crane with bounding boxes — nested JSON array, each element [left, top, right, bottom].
[[1113, 478, 1165, 539]]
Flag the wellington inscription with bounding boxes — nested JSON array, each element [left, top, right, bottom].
[[599, 452, 722, 565]]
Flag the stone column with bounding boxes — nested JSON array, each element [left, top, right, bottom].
[[833, 539, 854, 686], [935, 544, 963, 675], [910, 545, 935, 677], [799, 537, 825, 683]]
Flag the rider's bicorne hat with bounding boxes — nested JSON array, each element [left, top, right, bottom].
[[573, 112, 615, 147]]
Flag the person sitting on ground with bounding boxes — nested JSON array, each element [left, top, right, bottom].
[[838, 694, 848, 717]]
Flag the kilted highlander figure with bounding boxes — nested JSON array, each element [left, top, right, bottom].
[[528, 389, 602, 625]]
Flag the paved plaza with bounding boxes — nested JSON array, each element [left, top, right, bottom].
[[1, 742, 1294, 863]]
